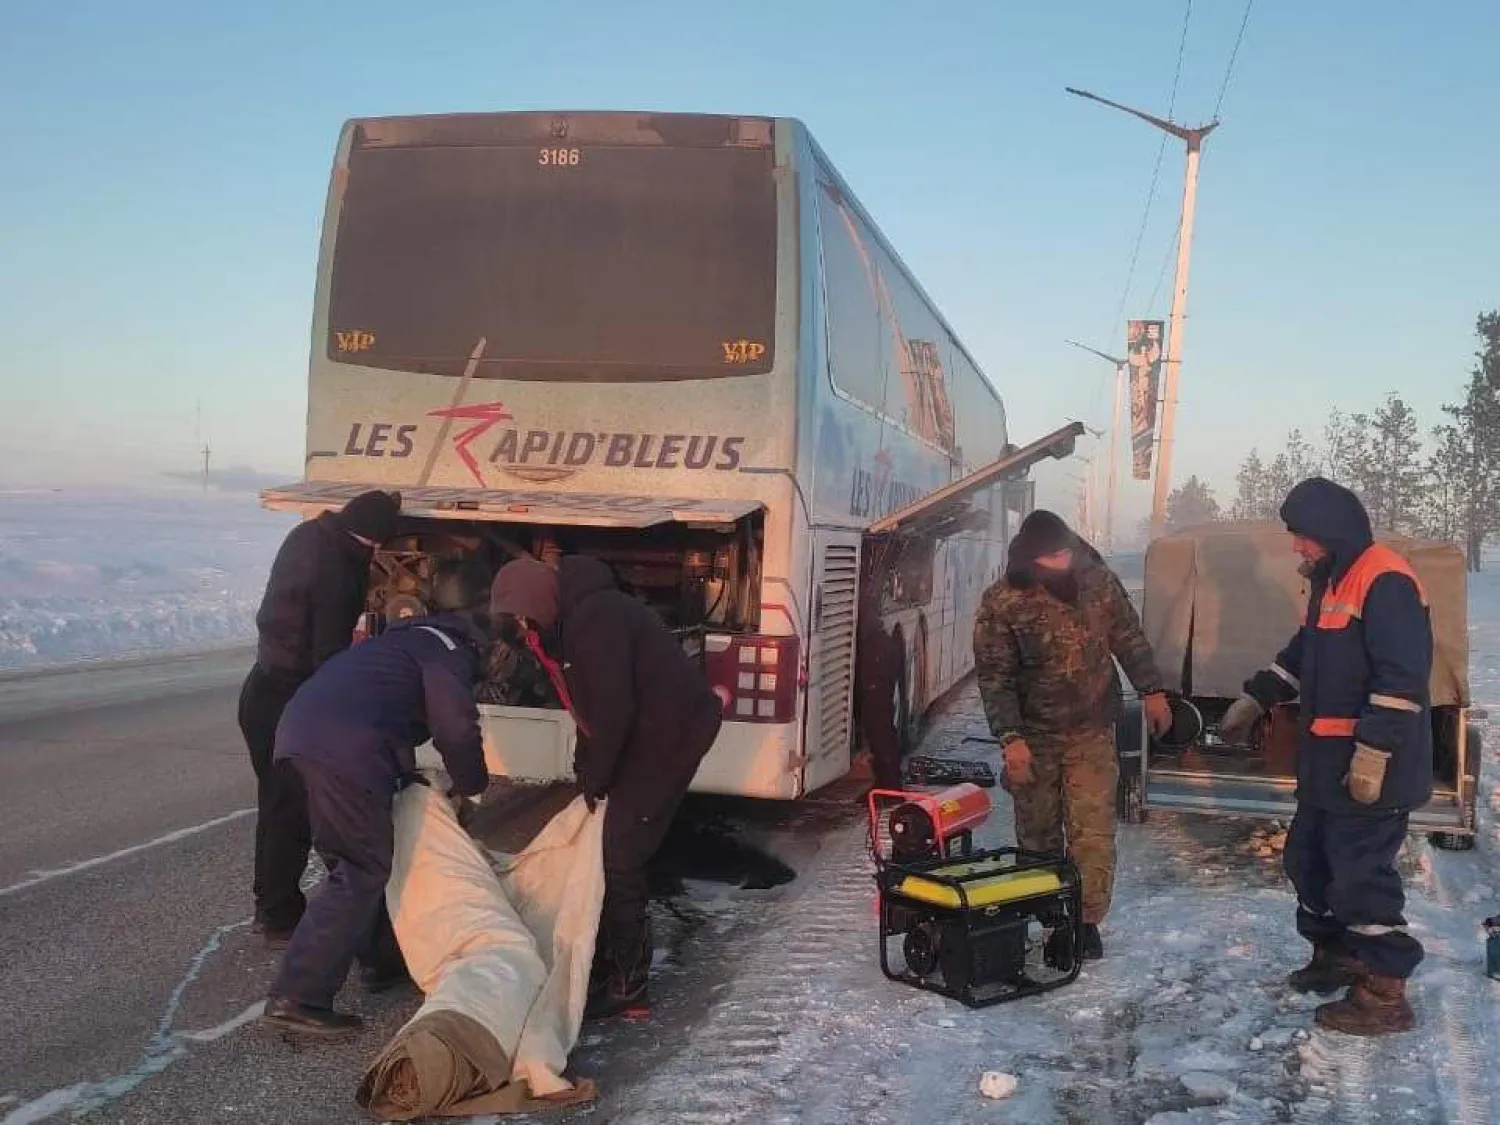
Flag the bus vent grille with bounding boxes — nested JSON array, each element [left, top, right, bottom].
[[818, 544, 858, 759]]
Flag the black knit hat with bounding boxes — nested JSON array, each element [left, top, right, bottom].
[[1005, 509, 1078, 583], [338, 490, 401, 544]]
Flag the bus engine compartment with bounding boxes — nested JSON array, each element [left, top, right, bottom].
[[355, 512, 775, 713]]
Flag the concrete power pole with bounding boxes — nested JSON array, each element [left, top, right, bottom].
[[1066, 87, 1218, 540], [1064, 339, 1128, 554]]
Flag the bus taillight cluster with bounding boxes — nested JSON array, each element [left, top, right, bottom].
[[703, 634, 800, 723]]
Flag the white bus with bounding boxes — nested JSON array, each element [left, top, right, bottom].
[[262, 111, 1081, 799]]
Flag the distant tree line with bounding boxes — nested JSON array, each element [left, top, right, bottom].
[[1150, 311, 1500, 571]]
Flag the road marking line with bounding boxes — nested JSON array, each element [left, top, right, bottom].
[[0, 919, 257, 1125], [0, 807, 255, 899]]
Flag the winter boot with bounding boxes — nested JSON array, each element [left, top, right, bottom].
[[1314, 974, 1416, 1037], [586, 918, 652, 1022], [585, 978, 650, 1022], [1287, 946, 1365, 995], [262, 997, 363, 1038]]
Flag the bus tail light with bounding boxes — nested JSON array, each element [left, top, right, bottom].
[[704, 634, 800, 723]]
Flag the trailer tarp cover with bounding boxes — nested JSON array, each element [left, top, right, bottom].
[[1143, 520, 1468, 706]]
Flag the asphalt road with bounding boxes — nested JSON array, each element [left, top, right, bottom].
[[0, 648, 829, 1125]]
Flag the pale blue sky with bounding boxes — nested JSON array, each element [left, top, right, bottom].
[[2, 1, 1496, 524]]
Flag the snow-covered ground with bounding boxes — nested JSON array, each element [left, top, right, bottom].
[[564, 571, 1500, 1125], [0, 490, 293, 670]]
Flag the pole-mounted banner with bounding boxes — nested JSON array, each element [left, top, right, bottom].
[[1126, 319, 1163, 481]]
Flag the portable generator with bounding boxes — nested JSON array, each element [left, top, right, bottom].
[[868, 788, 1084, 1008]]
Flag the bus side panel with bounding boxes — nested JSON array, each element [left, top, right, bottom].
[[801, 530, 863, 793], [797, 134, 1011, 738]]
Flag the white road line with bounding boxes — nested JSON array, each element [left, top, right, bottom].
[[0, 807, 255, 899], [0, 920, 258, 1125]]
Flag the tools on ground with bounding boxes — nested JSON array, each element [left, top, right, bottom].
[[903, 755, 998, 789]]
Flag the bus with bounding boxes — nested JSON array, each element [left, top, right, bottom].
[[261, 111, 1081, 799]]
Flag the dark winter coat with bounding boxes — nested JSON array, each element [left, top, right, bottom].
[[254, 513, 374, 681], [274, 613, 490, 798], [1244, 478, 1434, 813], [557, 557, 722, 803]]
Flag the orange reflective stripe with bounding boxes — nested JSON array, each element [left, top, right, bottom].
[[1316, 543, 1427, 630], [1310, 717, 1358, 737]]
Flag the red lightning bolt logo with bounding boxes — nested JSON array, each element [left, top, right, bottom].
[[426, 401, 513, 486]]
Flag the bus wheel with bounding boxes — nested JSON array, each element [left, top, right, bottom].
[[903, 622, 929, 753], [891, 627, 913, 759]]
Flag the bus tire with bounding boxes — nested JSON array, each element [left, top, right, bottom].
[[890, 629, 917, 760], [904, 620, 929, 753]]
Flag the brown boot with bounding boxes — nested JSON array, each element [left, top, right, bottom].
[[1287, 946, 1365, 995], [1314, 974, 1415, 1037]]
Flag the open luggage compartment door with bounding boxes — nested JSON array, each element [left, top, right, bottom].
[[1135, 522, 1474, 835], [865, 422, 1083, 541]]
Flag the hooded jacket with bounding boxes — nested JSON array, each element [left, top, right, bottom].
[[1244, 478, 1433, 813], [491, 556, 722, 801], [254, 512, 375, 680], [274, 612, 490, 797]]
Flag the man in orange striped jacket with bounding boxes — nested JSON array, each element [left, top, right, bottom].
[[1220, 477, 1432, 1037]]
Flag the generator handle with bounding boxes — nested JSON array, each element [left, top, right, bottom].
[[866, 787, 915, 866]]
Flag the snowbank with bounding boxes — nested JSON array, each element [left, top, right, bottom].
[[0, 490, 294, 669]]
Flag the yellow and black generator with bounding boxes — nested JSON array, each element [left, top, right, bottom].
[[868, 789, 1084, 1008]]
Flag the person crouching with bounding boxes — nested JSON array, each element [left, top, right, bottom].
[[261, 558, 493, 1038]]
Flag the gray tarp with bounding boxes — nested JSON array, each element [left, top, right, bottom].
[[1142, 521, 1469, 706]]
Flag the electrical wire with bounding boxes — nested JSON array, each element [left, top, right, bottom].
[[1107, 0, 1193, 338], [1212, 0, 1255, 121], [1086, 0, 1194, 423], [1144, 0, 1253, 318]]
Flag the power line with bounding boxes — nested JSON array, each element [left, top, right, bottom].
[[1088, 0, 1193, 423], [1144, 1, 1252, 319], [1108, 0, 1193, 336], [1147, 230, 1180, 316], [1212, 0, 1255, 121]]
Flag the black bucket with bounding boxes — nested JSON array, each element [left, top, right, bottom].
[[1152, 694, 1204, 751]]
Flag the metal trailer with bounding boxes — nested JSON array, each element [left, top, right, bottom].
[[1115, 521, 1479, 850]]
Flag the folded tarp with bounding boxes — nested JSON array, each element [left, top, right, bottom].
[[357, 785, 604, 1119]]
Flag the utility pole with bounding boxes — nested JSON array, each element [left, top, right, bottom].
[[1064, 339, 1128, 554], [1067, 86, 1218, 540], [1069, 457, 1097, 544]]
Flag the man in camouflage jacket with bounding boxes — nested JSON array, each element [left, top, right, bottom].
[[973, 511, 1171, 959]]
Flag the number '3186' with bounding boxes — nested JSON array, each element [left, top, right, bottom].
[[538, 148, 581, 166]]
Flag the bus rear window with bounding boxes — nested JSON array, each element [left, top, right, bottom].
[[325, 137, 778, 382]]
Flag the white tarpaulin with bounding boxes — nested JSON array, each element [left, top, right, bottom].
[[356, 784, 605, 1119]]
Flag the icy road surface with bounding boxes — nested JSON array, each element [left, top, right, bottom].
[[0, 572, 1496, 1124], [555, 574, 1500, 1125]]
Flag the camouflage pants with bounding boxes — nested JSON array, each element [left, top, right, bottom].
[[1009, 727, 1118, 924]]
